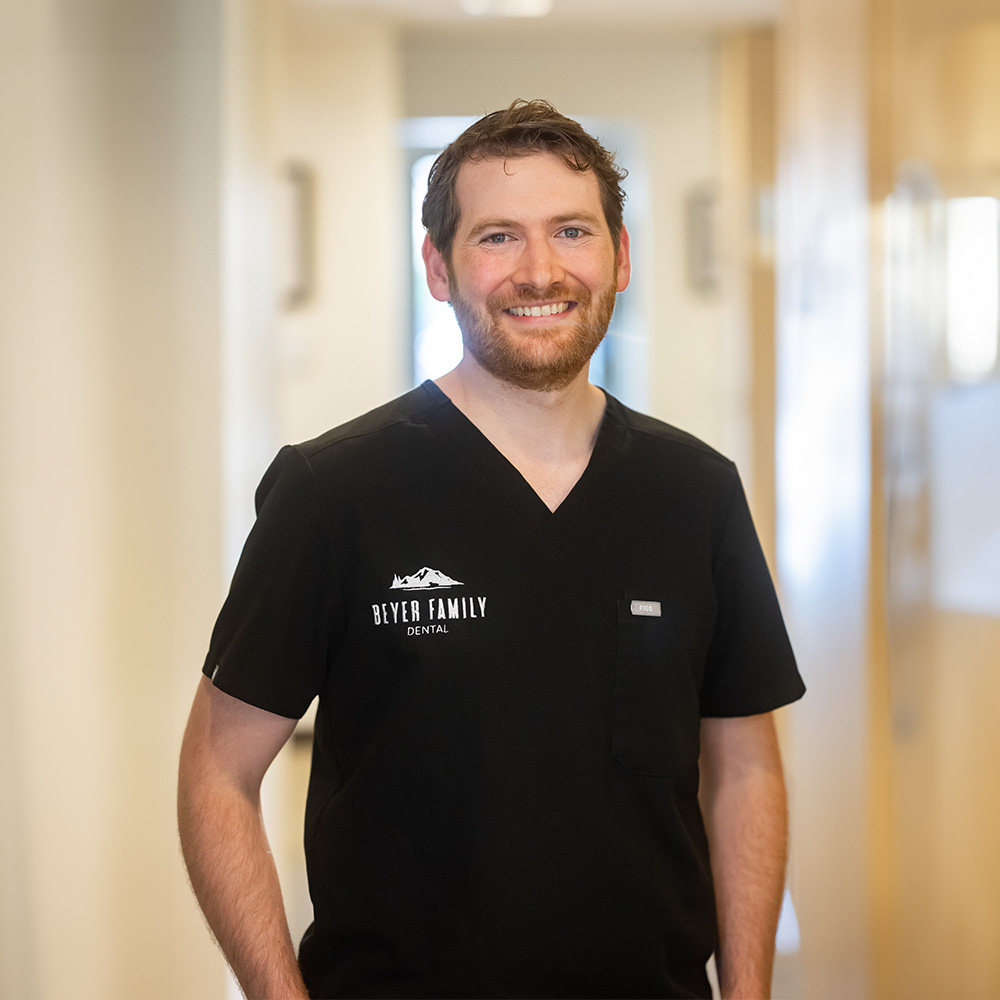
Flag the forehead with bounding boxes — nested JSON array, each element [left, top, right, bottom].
[[452, 152, 604, 230]]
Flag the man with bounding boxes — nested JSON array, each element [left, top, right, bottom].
[[178, 99, 804, 1000]]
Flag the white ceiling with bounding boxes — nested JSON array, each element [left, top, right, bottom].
[[313, 0, 780, 29]]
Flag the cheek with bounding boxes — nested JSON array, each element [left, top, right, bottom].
[[561, 246, 617, 284], [573, 264, 614, 295], [460, 260, 508, 300]]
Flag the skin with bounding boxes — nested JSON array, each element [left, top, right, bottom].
[[178, 677, 309, 1000], [178, 149, 789, 999], [700, 713, 789, 999]]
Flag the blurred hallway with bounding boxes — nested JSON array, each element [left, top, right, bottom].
[[2, 1, 999, 997]]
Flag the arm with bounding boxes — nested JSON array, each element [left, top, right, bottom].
[[178, 675, 309, 999], [699, 712, 788, 1000]]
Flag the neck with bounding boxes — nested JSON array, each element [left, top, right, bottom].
[[434, 358, 606, 511]]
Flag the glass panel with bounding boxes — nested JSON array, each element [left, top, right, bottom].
[[883, 180, 1000, 999]]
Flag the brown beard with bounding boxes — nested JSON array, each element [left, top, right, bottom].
[[448, 271, 619, 392]]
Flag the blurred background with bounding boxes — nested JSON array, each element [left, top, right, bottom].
[[2, 0, 999, 997]]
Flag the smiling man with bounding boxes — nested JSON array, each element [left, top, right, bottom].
[[178, 100, 804, 1000], [430, 150, 625, 395]]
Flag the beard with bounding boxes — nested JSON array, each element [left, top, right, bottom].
[[448, 270, 619, 392]]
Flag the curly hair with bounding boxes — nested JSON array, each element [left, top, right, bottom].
[[421, 99, 628, 261]]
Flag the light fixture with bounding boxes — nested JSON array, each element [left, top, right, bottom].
[[946, 196, 1000, 380], [461, 0, 554, 17]]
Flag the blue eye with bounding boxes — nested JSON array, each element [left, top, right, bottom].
[[484, 233, 508, 244], [561, 227, 583, 239]]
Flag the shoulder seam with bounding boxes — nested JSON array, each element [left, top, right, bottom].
[[605, 396, 735, 469], [294, 386, 447, 459], [284, 445, 346, 635], [626, 421, 736, 467]]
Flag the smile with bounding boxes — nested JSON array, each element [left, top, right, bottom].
[[505, 301, 572, 318]]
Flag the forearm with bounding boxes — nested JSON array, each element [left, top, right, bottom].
[[179, 775, 308, 999], [178, 678, 309, 1000], [706, 770, 786, 997], [700, 715, 788, 1000]]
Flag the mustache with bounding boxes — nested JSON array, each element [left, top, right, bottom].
[[488, 283, 590, 312]]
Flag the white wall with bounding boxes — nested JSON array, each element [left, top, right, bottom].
[[0, 2, 268, 996], [275, 3, 407, 446], [1, 6, 119, 992]]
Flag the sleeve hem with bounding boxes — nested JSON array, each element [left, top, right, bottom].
[[700, 677, 806, 718], [202, 653, 311, 721]]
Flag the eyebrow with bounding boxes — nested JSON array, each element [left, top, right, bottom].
[[464, 212, 605, 241]]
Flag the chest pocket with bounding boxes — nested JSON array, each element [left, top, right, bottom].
[[612, 593, 716, 778]]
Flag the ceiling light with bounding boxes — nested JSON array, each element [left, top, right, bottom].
[[461, 0, 554, 17]]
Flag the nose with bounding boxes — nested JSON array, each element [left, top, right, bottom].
[[512, 237, 565, 291]]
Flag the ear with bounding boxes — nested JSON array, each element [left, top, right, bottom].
[[422, 234, 452, 302], [615, 225, 631, 292]]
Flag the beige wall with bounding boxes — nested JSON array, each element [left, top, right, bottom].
[[777, 1, 1000, 998], [719, 30, 780, 564], [869, 2, 1000, 997], [0, 2, 232, 996], [776, 0, 875, 994], [275, 4, 406, 447]]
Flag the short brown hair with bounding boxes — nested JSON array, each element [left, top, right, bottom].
[[422, 99, 628, 261]]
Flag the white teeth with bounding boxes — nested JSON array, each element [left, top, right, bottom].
[[508, 301, 569, 317]]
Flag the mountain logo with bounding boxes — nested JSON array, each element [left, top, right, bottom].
[[390, 566, 464, 590]]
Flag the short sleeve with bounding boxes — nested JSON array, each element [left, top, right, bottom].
[[202, 445, 341, 718], [698, 475, 805, 717]]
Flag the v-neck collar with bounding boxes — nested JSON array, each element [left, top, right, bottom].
[[421, 379, 626, 543]]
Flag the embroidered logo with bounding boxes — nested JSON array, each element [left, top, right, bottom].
[[390, 566, 464, 590], [372, 565, 486, 636]]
